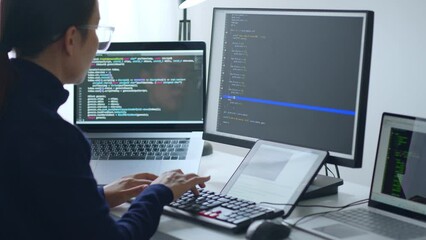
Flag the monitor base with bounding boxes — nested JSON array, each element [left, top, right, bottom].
[[300, 174, 343, 200], [202, 141, 213, 156]]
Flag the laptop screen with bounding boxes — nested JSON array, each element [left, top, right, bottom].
[[74, 42, 205, 129], [371, 113, 426, 217]]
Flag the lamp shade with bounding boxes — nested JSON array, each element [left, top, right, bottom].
[[179, 0, 206, 9]]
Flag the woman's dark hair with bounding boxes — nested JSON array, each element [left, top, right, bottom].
[[0, 0, 96, 110]]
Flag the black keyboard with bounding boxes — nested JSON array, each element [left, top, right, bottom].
[[163, 189, 284, 233], [90, 138, 189, 160]]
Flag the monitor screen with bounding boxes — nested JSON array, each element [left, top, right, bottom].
[[204, 8, 374, 167], [74, 42, 205, 131]]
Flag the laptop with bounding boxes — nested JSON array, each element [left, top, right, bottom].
[[74, 42, 206, 185], [164, 140, 328, 232], [294, 112, 426, 240]]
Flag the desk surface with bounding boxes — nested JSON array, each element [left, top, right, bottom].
[[110, 142, 370, 240]]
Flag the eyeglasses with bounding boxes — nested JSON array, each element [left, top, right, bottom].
[[77, 25, 115, 51]]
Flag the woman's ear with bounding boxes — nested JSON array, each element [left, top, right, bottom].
[[62, 26, 79, 56]]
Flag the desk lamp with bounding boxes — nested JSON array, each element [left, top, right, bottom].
[[178, 0, 206, 40]]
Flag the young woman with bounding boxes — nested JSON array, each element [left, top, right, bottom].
[[0, 0, 209, 239]]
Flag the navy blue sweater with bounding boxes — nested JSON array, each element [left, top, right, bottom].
[[0, 59, 173, 240]]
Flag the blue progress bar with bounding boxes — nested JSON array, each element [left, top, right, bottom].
[[223, 95, 355, 116]]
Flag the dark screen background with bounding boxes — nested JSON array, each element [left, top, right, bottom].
[[217, 13, 364, 154], [76, 53, 204, 123]]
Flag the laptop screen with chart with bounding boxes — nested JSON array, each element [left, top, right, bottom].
[[370, 113, 426, 218], [294, 113, 426, 240]]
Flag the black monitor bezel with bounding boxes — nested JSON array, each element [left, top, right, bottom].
[[203, 8, 374, 168]]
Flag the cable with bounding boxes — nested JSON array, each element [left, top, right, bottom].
[[335, 164, 341, 179], [259, 198, 368, 227], [324, 164, 336, 178], [324, 163, 329, 176], [260, 199, 368, 210], [260, 201, 361, 209], [291, 198, 368, 226]]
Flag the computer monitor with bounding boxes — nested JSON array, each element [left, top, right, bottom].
[[204, 8, 374, 168]]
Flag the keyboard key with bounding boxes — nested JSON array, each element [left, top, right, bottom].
[[90, 138, 190, 160]]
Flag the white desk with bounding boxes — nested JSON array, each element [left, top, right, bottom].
[[111, 142, 369, 240]]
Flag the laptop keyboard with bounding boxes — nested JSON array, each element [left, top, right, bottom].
[[90, 138, 189, 160], [163, 189, 284, 233], [325, 208, 426, 240]]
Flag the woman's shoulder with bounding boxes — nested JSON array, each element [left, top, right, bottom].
[[3, 97, 90, 156]]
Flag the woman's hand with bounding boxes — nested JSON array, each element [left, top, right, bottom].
[[152, 169, 210, 201], [103, 173, 158, 208]]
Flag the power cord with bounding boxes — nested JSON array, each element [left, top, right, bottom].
[[324, 163, 342, 179], [324, 163, 336, 178], [335, 164, 341, 179], [291, 199, 368, 226], [259, 198, 368, 226]]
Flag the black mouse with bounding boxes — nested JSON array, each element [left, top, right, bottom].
[[246, 220, 291, 240]]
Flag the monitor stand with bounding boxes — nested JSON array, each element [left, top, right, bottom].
[[300, 174, 343, 200], [202, 141, 213, 156]]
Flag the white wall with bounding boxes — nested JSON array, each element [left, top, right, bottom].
[[58, 0, 182, 122], [98, 0, 180, 42], [60, 0, 426, 186]]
